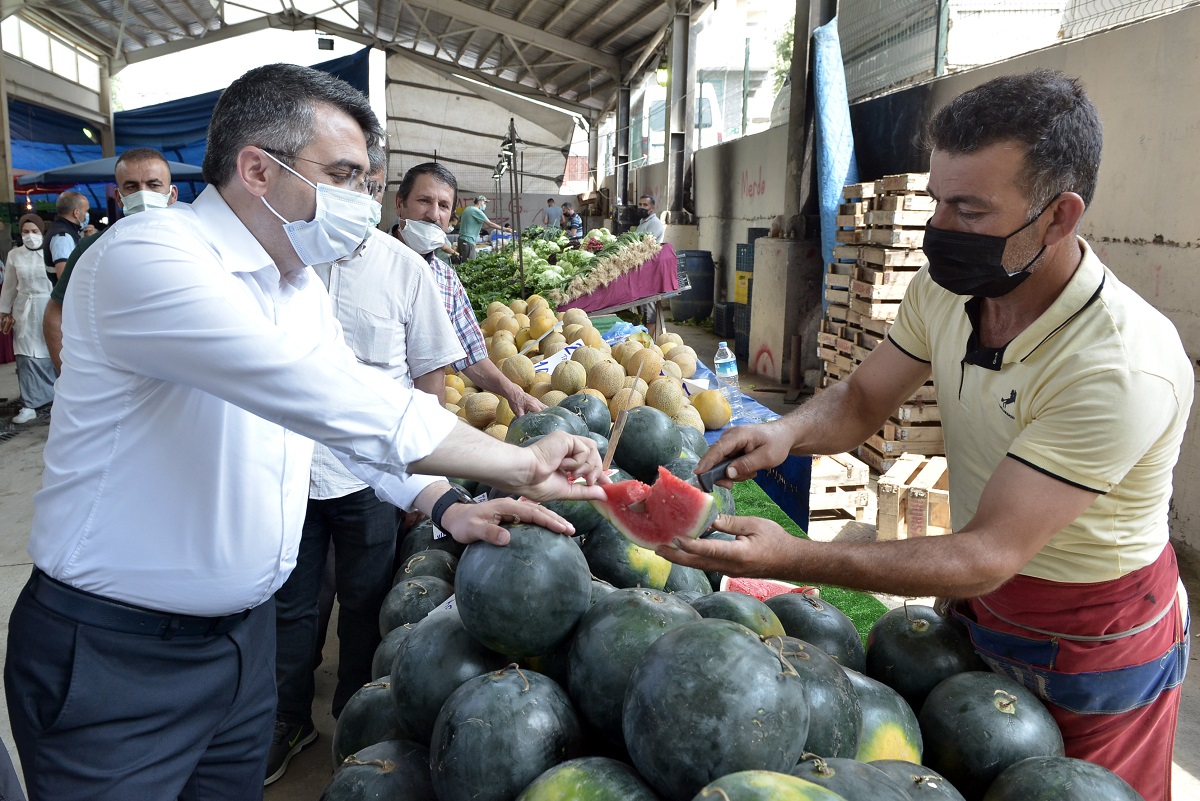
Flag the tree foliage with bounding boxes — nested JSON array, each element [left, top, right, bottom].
[[772, 17, 796, 95]]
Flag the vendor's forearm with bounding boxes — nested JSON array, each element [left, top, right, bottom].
[[779, 381, 890, 457], [462, 359, 520, 401]]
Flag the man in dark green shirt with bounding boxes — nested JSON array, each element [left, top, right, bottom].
[[44, 148, 178, 369]]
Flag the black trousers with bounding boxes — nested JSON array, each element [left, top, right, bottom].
[[4, 570, 276, 801]]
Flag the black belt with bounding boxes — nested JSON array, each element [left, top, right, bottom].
[[29, 569, 252, 639]]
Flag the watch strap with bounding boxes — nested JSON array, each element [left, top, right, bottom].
[[431, 486, 472, 533]]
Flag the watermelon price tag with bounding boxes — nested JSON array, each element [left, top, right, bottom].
[[432, 525, 446, 540], [473, 492, 489, 503]]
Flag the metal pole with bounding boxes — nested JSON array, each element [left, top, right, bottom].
[[741, 37, 751, 138]]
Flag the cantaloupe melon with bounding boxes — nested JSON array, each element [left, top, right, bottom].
[[464, 392, 500, 428], [587, 361, 626, 399], [551, 360, 587, 394]]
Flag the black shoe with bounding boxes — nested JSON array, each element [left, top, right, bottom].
[[264, 717, 317, 786]]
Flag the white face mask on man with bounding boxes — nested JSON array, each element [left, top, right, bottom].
[[259, 150, 377, 265], [398, 219, 447, 255], [120, 189, 172, 216]]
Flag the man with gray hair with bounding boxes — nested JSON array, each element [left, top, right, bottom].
[[5, 62, 603, 801], [42, 190, 93, 280]]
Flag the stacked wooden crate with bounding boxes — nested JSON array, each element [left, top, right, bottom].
[[819, 173, 945, 473]]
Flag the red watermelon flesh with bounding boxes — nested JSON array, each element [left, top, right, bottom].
[[720, 575, 821, 600], [591, 467, 717, 549]]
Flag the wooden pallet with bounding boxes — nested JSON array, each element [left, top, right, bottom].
[[876, 454, 950, 540], [809, 452, 871, 521]]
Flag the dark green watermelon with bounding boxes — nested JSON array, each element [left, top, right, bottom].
[[612, 406, 683, 483], [579, 519, 673, 590], [455, 524, 592, 656], [866, 605, 986, 713], [430, 666, 584, 801], [662, 454, 701, 482], [378, 576, 454, 636], [398, 519, 467, 563], [769, 636, 860, 759], [567, 588, 701, 743], [507, 410, 579, 444], [393, 549, 458, 586], [623, 618, 810, 801], [321, 739, 435, 800], [589, 578, 617, 606], [843, 667, 923, 764], [663, 563, 713, 596], [558, 393, 614, 436], [711, 484, 736, 515], [766, 594, 866, 672], [542, 496, 607, 539], [543, 405, 590, 436], [982, 756, 1142, 801], [670, 590, 707, 604], [690, 591, 786, 637], [390, 607, 509, 744], [676, 424, 709, 456], [918, 672, 1065, 800], [791, 756, 911, 801], [371, 623, 415, 680], [586, 432, 609, 459], [516, 756, 660, 800], [693, 770, 847, 799], [870, 760, 966, 800], [331, 681, 400, 768]]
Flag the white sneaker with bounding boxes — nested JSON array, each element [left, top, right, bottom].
[[12, 408, 36, 424]]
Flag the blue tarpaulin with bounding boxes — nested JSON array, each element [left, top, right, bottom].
[[813, 18, 858, 289], [10, 47, 372, 208]]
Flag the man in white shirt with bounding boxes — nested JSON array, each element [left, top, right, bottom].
[[635, 193, 666, 243], [4, 63, 603, 801]]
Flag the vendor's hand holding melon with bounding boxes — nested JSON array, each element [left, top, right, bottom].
[[655, 513, 802, 580]]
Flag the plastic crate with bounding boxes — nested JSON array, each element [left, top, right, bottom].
[[736, 243, 755, 274], [713, 302, 734, 338]]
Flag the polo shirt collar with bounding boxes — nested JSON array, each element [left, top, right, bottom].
[[964, 237, 1105, 370], [191, 185, 280, 278]]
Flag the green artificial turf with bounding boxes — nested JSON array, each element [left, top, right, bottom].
[[731, 479, 887, 644]]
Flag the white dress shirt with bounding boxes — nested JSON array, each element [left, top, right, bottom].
[[636, 212, 666, 243], [309, 229, 465, 501], [32, 186, 457, 615]]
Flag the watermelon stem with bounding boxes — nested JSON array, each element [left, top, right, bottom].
[[341, 757, 397, 774], [901, 599, 930, 631], [495, 663, 532, 692], [993, 689, 1019, 714], [765, 636, 800, 678], [700, 789, 733, 801]]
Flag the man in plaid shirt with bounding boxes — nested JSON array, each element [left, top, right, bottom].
[[393, 162, 543, 416]]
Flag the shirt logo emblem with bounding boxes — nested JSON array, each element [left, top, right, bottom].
[[999, 389, 1017, 419]]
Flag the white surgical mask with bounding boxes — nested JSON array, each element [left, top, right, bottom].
[[22, 233, 43, 250], [121, 189, 171, 215], [260, 150, 374, 265], [368, 199, 383, 229], [399, 219, 447, 255]]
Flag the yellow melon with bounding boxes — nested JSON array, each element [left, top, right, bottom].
[[528, 315, 557, 340], [551, 360, 587, 395], [571, 346, 604, 372], [645, 378, 685, 417], [486, 301, 514, 318], [623, 375, 649, 397], [457, 406, 469, 421], [528, 303, 555, 319], [562, 308, 590, 327], [464, 392, 500, 428], [530, 381, 555, 400], [659, 342, 677, 359], [608, 388, 644, 420], [674, 405, 705, 433], [513, 313, 530, 330], [445, 374, 465, 393], [459, 373, 476, 389], [562, 323, 587, 345], [540, 390, 569, 407], [525, 294, 549, 312], [492, 329, 516, 344], [693, 389, 732, 430], [516, 329, 534, 351], [445, 387, 463, 406], [495, 398, 515, 427], [530, 371, 552, 387], [649, 343, 665, 359], [501, 354, 536, 390], [581, 327, 605, 349], [509, 298, 528, 315], [626, 349, 664, 383], [485, 424, 509, 440], [444, 403, 461, 415], [613, 341, 644, 369], [587, 361, 626, 398], [668, 350, 698, 378], [657, 332, 684, 348]]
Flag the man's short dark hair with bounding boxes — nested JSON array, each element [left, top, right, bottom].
[[203, 63, 383, 187], [396, 162, 459, 206], [561, 202, 573, 210], [926, 69, 1102, 210], [116, 148, 171, 174], [547, 198, 555, 204], [56, 191, 86, 217], [639, 194, 657, 207]]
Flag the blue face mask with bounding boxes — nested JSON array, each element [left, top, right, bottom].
[[81, 212, 90, 228]]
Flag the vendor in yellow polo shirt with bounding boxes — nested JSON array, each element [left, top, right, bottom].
[[667, 70, 1191, 801]]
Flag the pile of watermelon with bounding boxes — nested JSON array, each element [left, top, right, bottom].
[[322, 405, 1140, 801]]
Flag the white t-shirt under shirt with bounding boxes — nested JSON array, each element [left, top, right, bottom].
[[888, 238, 1193, 583], [32, 186, 458, 615], [308, 229, 465, 500]]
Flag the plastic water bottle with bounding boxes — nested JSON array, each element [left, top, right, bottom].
[[713, 342, 744, 421]]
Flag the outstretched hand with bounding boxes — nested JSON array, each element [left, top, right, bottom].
[[655, 514, 804, 579], [508, 389, 546, 417], [439, 496, 574, 546], [506, 430, 608, 503], [695, 419, 795, 487]]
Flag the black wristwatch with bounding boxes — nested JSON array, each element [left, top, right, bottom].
[[431, 484, 475, 533]]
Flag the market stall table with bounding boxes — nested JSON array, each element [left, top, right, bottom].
[[558, 243, 682, 338]]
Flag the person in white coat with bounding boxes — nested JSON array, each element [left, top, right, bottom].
[[0, 213, 56, 424]]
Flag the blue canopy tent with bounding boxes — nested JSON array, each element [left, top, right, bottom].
[[10, 47, 372, 209]]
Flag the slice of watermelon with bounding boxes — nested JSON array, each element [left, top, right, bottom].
[[720, 575, 821, 600], [591, 466, 717, 549]]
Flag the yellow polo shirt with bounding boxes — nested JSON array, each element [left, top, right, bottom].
[[888, 238, 1193, 582]]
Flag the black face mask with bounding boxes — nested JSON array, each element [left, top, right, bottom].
[[923, 195, 1059, 298], [637, 207, 650, 220]]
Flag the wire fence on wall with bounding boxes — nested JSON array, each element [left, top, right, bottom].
[[839, 0, 1197, 101]]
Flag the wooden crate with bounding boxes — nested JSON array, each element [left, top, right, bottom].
[[809, 452, 871, 521], [876, 454, 950, 540], [877, 173, 929, 193]]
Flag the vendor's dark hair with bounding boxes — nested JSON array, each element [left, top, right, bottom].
[[926, 69, 1102, 210], [117, 147, 170, 171], [203, 63, 382, 187], [396, 162, 459, 205]]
